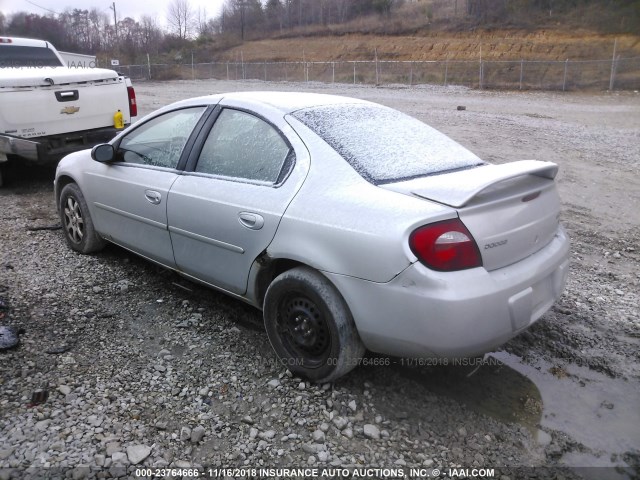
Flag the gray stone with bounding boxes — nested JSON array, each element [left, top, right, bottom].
[[35, 419, 51, 431], [180, 427, 192, 441], [267, 379, 281, 388], [363, 424, 380, 440], [302, 443, 326, 454], [126, 445, 151, 465], [57, 385, 71, 396], [259, 430, 276, 440], [106, 442, 121, 456], [191, 426, 206, 443], [332, 416, 348, 430], [312, 430, 326, 443], [111, 452, 128, 465], [0, 448, 14, 461]]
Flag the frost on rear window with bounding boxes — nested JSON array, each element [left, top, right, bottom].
[[292, 104, 484, 184]]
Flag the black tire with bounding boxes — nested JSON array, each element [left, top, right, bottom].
[[59, 183, 106, 254], [263, 266, 365, 383]]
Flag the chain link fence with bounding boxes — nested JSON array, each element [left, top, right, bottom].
[[119, 56, 640, 91]]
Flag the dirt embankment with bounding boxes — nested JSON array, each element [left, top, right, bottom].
[[215, 30, 640, 62]]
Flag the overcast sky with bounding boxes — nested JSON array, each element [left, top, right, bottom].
[[1, 0, 226, 25]]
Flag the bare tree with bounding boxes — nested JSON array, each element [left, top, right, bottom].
[[167, 0, 194, 39], [140, 15, 163, 53], [196, 7, 214, 37], [223, 0, 263, 40]]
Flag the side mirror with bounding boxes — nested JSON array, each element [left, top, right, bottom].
[[91, 144, 115, 163]]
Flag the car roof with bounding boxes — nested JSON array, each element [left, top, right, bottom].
[[169, 91, 375, 114]]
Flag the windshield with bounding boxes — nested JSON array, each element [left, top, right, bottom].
[[292, 103, 484, 184], [0, 45, 64, 68]]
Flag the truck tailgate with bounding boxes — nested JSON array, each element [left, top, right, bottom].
[[0, 77, 131, 138]]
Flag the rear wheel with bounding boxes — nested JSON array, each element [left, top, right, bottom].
[[59, 183, 106, 254], [264, 266, 365, 383]]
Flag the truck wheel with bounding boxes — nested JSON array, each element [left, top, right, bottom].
[[263, 266, 365, 383], [59, 183, 106, 254]]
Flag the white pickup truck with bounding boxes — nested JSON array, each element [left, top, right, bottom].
[[0, 36, 137, 185]]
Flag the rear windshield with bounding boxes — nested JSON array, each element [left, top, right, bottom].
[[0, 45, 63, 68], [292, 104, 484, 184]]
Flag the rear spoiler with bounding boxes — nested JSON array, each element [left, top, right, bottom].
[[411, 160, 558, 208]]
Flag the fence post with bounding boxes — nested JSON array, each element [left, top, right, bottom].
[[609, 38, 618, 91], [479, 45, 483, 89], [410, 62, 413, 86], [332, 62, 335, 83], [563, 59, 568, 91], [375, 48, 379, 85], [444, 60, 448, 86], [226, 62, 229, 81], [147, 53, 151, 80], [264, 61, 267, 81], [519, 59, 523, 90], [353, 63, 356, 84]]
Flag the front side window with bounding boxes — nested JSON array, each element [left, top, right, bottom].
[[117, 107, 206, 169], [195, 109, 291, 184]]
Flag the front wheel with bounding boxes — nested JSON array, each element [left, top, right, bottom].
[[263, 266, 365, 383], [59, 183, 106, 254]]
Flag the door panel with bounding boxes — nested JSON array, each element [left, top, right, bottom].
[[85, 166, 178, 266], [168, 175, 291, 293], [82, 106, 208, 266], [167, 107, 308, 295]]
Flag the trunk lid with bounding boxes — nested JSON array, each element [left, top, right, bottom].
[[383, 161, 562, 271], [0, 68, 131, 138]]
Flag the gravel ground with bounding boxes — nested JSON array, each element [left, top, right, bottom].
[[1, 80, 639, 480]]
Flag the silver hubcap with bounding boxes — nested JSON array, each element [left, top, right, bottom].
[[64, 197, 84, 244]]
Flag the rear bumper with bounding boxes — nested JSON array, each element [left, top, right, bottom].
[[324, 227, 570, 359], [0, 126, 124, 165], [0, 134, 39, 162]]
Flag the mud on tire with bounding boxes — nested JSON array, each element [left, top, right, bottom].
[[263, 266, 366, 383]]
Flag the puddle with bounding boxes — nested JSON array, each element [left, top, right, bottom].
[[383, 351, 638, 478], [389, 355, 544, 431], [492, 351, 640, 474]]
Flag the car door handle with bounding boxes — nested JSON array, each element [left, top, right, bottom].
[[238, 212, 264, 230], [145, 190, 162, 205]]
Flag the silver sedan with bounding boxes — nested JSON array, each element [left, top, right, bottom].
[[54, 92, 570, 382]]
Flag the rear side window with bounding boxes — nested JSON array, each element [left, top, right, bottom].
[[292, 104, 484, 184], [195, 109, 291, 184], [0, 45, 63, 67]]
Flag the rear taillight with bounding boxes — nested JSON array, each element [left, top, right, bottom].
[[409, 218, 482, 271], [127, 86, 137, 117]]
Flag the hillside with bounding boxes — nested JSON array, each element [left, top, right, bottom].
[[213, 30, 639, 63]]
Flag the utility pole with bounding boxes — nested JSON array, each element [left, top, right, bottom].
[[110, 2, 118, 40]]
